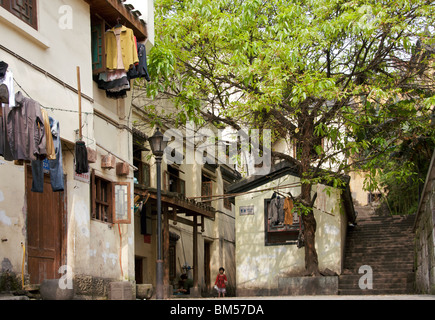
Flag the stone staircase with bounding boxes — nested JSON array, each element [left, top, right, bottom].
[[339, 206, 416, 295]]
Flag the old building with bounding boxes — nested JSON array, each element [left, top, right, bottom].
[[130, 107, 241, 297], [0, 0, 154, 299]]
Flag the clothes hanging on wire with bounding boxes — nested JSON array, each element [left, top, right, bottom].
[[31, 117, 64, 193], [7, 92, 46, 161], [0, 84, 14, 161], [0, 61, 15, 108], [75, 140, 88, 174], [93, 26, 151, 99], [41, 108, 55, 160], [105, 25, 139, 72], [128, 43, 151, 81], [0, 61, 67, 194], [284, 197, 294, 225], [268, 197, 285, 225]]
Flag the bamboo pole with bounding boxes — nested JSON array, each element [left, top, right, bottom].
[[76, 66, 82, 141]]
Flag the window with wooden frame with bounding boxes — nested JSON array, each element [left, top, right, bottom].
[[91, 16, 107, 75], [264, 198, 302, 246], [164, 166, 186, 196], [1, 0, 38, 29], [91, 170, 132, 224], [91, 172, 113, 224], [201, 173, 213, 202]]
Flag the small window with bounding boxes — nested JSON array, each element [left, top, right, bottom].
[[1, 0, 38, 29], [201, 173, 213, 201], [91, 170, 131, 224], [91, 172, 113, 224], [164, 166, 186, 196], [264, 198, 302, 245]]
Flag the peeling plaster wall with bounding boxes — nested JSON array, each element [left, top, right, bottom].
[[0, 0, 137, 294], [0, 161, 26, 276]]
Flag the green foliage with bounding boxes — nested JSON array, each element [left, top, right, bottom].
[[145, 0, 435, 199]]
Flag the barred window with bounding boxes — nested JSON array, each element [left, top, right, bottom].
[[1, 0, 38, 29]]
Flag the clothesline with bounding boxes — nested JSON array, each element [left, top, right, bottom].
[[13, 77, 93, 115], [188, 181, 302, 203]]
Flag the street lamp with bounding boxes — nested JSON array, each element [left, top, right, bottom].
[[148, 128, 168, 300]]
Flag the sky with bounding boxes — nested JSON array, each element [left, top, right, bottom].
[[125, 1, 148, 20], [125, 0, 154, 45]]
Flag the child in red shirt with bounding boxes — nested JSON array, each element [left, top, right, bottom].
[[214, 267, 228, 298]]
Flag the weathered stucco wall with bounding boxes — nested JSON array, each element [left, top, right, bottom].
[[0, 0, 141, 297]]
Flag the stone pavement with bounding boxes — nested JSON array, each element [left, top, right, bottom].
[[170, 294, 435, 300]]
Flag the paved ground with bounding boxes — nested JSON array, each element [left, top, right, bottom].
[[170, 294, 435, 300]]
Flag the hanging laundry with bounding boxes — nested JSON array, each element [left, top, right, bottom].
[[41, 109, 56, 160], [75, 140, 88, 174], [128, 43, 151, 81], [92, 27, 150, 99], [7, 92, 46, 161], [105, 25, 139, 72], [0, 84, 14, 161], [0, 61, 15, 108], [284, 197, 294, 226], [0, 61, 7, 78], [31, 117, 64, 193], [268, 197, 285, 225]]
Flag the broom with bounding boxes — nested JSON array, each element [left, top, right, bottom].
[[75, 66, 89, 174]]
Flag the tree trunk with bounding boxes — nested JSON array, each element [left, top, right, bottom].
[[301, 198, 320, 276], [299, 114, 321, 276]]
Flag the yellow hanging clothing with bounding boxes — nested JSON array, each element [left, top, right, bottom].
[[284, 197, 294, 225], [41, 109, 56, 160], [105, 26, 139, 72]]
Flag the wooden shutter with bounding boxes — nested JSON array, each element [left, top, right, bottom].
[[91, 17, 106, 75], [91, 169, 96, 219]]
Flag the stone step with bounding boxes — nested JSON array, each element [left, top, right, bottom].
[[338, 288, 413, 295], [339, 209, 416, 295]]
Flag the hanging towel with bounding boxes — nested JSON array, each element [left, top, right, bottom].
[[75, 140, 88, 174], [41, 109, 55, 160], [284, 197, 294, 225]]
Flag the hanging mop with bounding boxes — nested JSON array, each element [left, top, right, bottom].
[[75, 66, 89, 174]]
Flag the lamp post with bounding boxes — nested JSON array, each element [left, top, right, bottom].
[[148, 128, 168, 300]]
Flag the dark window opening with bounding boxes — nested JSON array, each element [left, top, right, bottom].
[[264, 198, 302, 245]]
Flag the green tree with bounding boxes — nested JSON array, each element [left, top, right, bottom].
[[142, 0, 435, 276]]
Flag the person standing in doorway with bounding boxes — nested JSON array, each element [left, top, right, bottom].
[[214, 267, 228, 298]]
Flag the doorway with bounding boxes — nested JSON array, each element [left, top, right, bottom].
[[204, 241, 211, 291], [26, 167, 66, 285]]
